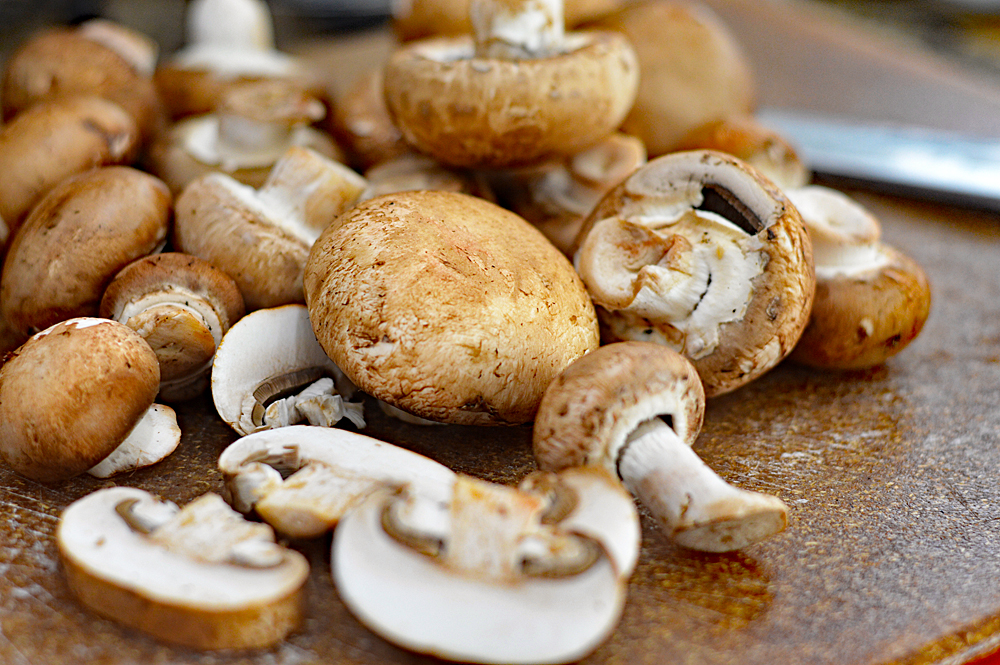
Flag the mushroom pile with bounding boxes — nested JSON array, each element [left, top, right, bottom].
[[0, 0, 933, 661]]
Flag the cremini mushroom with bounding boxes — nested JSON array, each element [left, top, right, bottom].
[[174, 146, 366, 310], [304, 190, 599, 425], [332, 466, 638, 664], [786, 185, 932, 369], [358, 152, 494, 202], [57, 487, 309, 649], [0, 318, 160, 483], [573, 150, 814, 396], [534, 341, 789, 552], [86, 404, 182, 479], [383, 0, 639, 168], [329, 67, 410, 172], [217, 425, 455, 538], [100, 252, 246, 402], [211, 304, 364, 436]]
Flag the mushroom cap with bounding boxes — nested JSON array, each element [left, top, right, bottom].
[[330, 68, 410, 172], [573, 150, 815, 397], [57, 487, 309, 650], [382, 31, 639, 169], [359, 152, 494, 202], [304, 190, 599, 425], [1, 166, 171, 339], [533, 341, 705, 473], [0, 318, 160, 483]]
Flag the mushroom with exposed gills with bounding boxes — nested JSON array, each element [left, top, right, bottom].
[[100, 252, 246, 402], [211, 304, 364, 437], [383, 0, 639, 168], [332, 466, 639, 664], [573, 149, 815, 397], [218, 425, 456, 538], [57, 487, 309, 650], [786, 185, 931, 369], [174, 146, 367, 311], [534, 341, 788, 552]]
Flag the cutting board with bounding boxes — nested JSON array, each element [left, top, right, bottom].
[[4, 2, 1000, 664]]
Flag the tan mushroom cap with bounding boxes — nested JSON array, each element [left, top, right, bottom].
[[304, 190, 599, 425], [383, 31, 639, 169], [330, 68, 410, 172], [0, 318, 160, 483]]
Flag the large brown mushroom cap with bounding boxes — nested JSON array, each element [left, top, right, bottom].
[[304, 190, 599, 425]]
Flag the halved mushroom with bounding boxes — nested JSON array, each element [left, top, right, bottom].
[[87, 404, 182, 478], [218, 424, 455, 538], [534, 341, 788, 552], [383, 0, 639, 168], [573, 149, 815, 396], [786, 185, 932, 369], [332, 467, 638, 664], [211, 304, 364, 436], [58, 487, 309, 649]]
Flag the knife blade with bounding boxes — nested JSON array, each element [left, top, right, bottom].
[[756, 107, 1000, 211]]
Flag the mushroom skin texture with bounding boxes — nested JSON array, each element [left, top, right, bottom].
[[0, 318, 160, 483], [304, 190, 600, 425], [330, 68, 411, 172], [57, 487, 309, 650], [786, 185, 931, 369], [573, 150, 814, 397]]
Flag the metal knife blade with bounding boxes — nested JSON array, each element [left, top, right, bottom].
[[756, 108, 1000, 211]]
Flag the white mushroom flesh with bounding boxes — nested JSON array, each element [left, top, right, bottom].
[[87, 404, 182, 478], [470, 0, 565, 59], [180, 117, 328, 171], [170, 45, 303, 77], [186, 0, 275, 51], [117, 288, 226, 349]]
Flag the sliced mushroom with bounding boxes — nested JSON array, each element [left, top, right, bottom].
[[86, 404, 182, 478], [57, 487, 309, 650], [534, 341, 788, 552], [573, 150, 815, 397], [786, 185, 932, 369], [333, 468, 637, 664], [218, 424, 455, 538], [100, 252, 246, 402], [211, 304, 364, 436]]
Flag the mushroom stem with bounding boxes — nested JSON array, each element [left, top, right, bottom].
[[470, 0, 565, 59], [618, 417, 787, 552], [186, 0, 275, 51]]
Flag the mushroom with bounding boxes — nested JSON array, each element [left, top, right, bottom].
[[1, 166, 171, 342], [382, 0, 639, 168], [100, 252, 246, 402], [358, 152, 494, 203], [211, 304, 364, 436], [57, 487, 309, 649], [174, 146, 366, 310], [786, 185, 932, 369], [217, 424, 456, 538], [0, 95, 140, 235], [304, 190, 599, 425], [0, 318, 160, 483], [573, 150, 815, 397], [329, 67, 410, 172], [534, 341, 789, 551], [332, 466, 638, 664], [86, 404, 182, 478]]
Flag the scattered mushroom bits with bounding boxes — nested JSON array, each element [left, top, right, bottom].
[[57, 487, 309, 650], [218, 425, 456, 538], [573, 149, 815, 397], [786, 185, 932, 369], [211, 304, 364, 436], [382, 0, 639, 168], [304, 190, 600, 425], [332, 467, 638, 664], [533, 341, 789, 552]]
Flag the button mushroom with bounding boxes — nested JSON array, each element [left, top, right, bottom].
[[57, 487, 309, 650], [573, 149, 815, 397], [358, 152, 494, 203], [786, 185, 932, 369], [534, 341, 789, 551]]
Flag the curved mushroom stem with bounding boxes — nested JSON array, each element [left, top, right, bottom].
[[470, 0, 565, 59], [618, 418, 788, 552]]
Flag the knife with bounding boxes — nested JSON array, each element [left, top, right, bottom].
[[756, 107, 1000, 211]]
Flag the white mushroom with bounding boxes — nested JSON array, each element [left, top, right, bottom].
[[87, 404, 182, 478], [57, 487, 309, 650]]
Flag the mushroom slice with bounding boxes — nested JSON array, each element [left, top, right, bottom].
[[333, 471, 632, 664], [534, 341, 788, 552], [574, 149, 814, 397], [87, 404, 182, 478], [212, 304, 363, 435], [218, 425, 456, 538], [57, 487, 309, 650]]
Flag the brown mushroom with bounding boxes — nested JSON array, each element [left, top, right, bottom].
[[329, 67, 410, 172]]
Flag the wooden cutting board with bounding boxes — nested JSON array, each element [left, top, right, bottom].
[[4, 2, 1000, 664]]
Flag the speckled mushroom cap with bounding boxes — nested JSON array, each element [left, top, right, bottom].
[[573, 150, 814, 397], [382, 31, 639, 169], [534, 341, 704, 473], [304, 190, 600, 425]]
